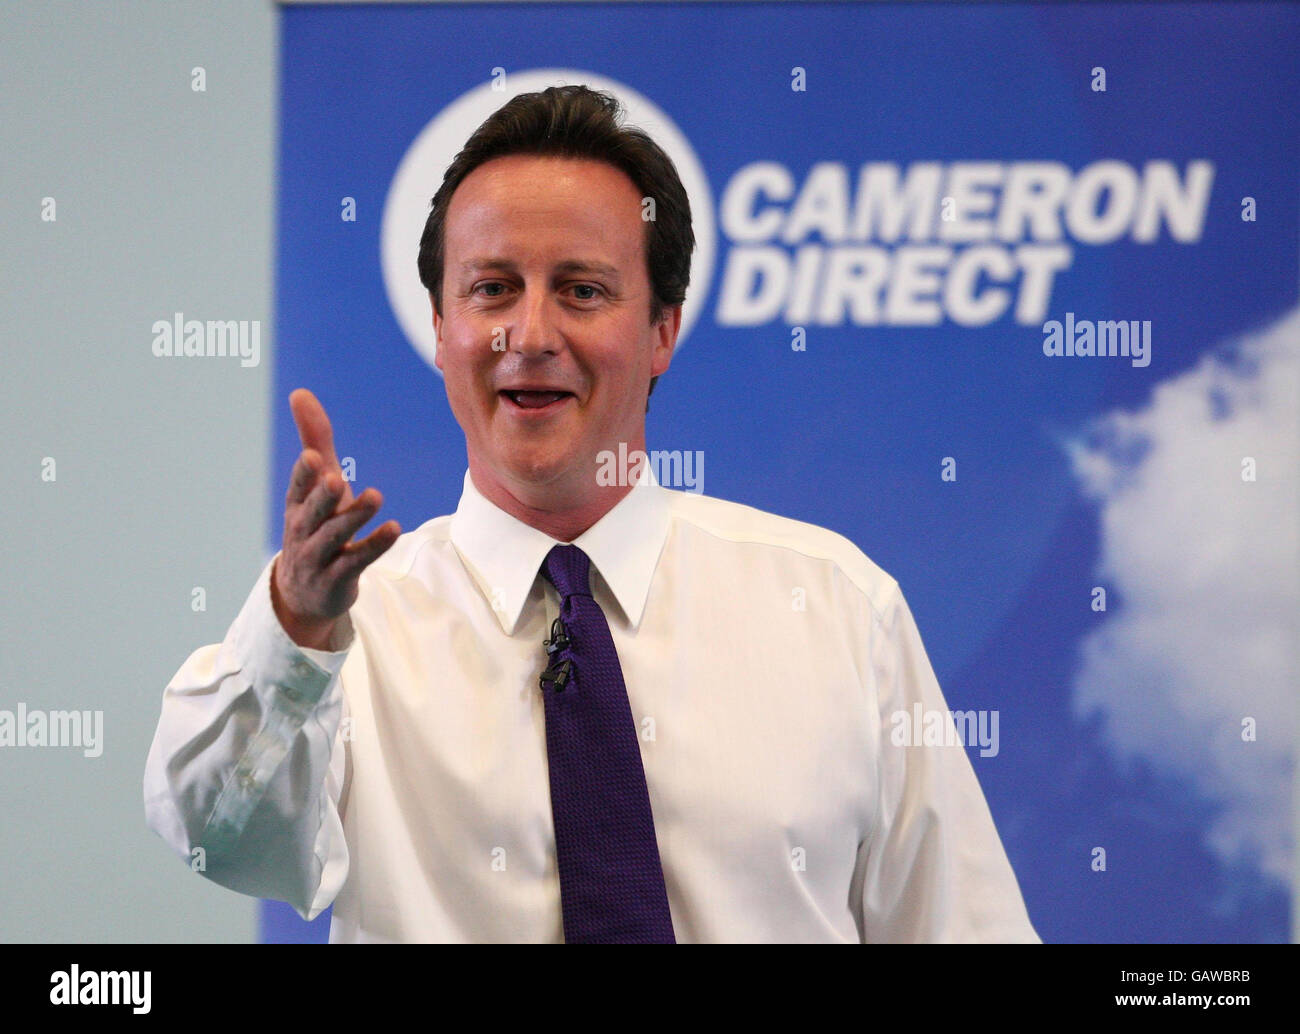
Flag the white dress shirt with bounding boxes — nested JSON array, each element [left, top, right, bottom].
[[144, 466, 1039, 943]]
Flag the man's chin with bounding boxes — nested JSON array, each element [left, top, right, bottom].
[[502, 452, 582, 491]]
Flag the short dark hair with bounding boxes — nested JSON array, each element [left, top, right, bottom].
[[417, 84, 694, 409]]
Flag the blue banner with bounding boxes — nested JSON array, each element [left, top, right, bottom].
[[274, 1, 1299, 942]]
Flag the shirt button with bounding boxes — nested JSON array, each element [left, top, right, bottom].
[[238, 771, 256, 791], [291, 659, 314, 677], [283, 685, 301, 703]]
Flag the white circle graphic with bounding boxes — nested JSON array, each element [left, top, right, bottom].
[[380, 70, 715, 373]]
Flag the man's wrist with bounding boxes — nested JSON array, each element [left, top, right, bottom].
[[270, 558, 337, 651]]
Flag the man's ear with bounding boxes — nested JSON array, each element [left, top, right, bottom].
[[652, 305, 682, 378], [431, 294, 443, 371]]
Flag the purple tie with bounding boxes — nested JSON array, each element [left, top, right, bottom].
[[538, 543, 675, 943]]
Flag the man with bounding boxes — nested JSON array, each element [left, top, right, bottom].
[[144, 85, 1038, 943]]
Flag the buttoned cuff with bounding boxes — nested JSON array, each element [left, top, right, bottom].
[[201, 554, 354, 851], [232, 553, 355, 707]]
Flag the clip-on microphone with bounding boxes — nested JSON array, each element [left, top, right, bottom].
[[540, 615, 574, 692]]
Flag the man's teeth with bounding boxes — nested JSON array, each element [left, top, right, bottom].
[[508, 390, 569, 407]]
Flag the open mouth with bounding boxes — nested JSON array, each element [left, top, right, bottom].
[[499, 390, 575, 413]]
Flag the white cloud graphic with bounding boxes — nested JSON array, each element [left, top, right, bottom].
[[1065, 305, 1299, 888]]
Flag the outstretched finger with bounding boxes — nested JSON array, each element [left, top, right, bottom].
[[289, 389, 341, 471], [331, 520, 401, 575], [286, 449, 323, 505], [296, 468, 347, 539], [309, 489, 383, 562]]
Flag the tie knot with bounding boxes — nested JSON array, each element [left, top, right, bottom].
[[541, 543, 592, 601]]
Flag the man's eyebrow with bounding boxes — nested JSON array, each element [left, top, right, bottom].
[[458, 257, 622, 281]]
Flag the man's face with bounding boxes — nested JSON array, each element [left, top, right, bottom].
[[433, 154, 678, 509]]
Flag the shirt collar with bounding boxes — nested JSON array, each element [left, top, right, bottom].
[[449, 464, 671, 636]]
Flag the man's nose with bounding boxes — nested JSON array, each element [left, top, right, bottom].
[[509, 286, 563, 359]]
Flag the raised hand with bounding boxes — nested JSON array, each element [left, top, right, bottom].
[[270, 388, 401, 649]]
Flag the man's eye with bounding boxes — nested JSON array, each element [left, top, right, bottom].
[[472, 282, 600, 300]]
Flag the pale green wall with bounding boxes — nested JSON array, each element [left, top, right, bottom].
[[0, 0, 277, 942]]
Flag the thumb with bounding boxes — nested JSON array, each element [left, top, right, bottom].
[[290, 388, 342, 471]]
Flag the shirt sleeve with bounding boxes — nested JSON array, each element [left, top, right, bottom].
[[142, 553, 355, 921], [855, 582, 1040, 942]]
